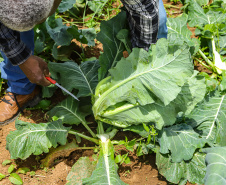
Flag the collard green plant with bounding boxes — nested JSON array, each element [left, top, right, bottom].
[[5, 3, 226, 185], [6, 120, 71, 159], [34, 11, 96, 61], [93, 39, 198, 129]]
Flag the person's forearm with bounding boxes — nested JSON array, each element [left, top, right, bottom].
[[0, 21, 32, 65]]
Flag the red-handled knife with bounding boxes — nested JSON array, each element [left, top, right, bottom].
[[45, 76, 79, 101]]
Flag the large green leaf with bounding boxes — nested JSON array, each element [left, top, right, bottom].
[[202, 147, 226, 185], [82, 138, 127, 185], [97, 11, 127, 80], [167, 13, 200, 55], [187, 0, 225, 28], [88, 0, 108, 14], [66, 157, 97, 185], [171, 71, 206, 115], [159, 123, 206, 162], [46, 15, 88, 46], [58, 0, 75, 13], [93, 39, 194, 129], [219, 35, 226, 55], [48, 97, 91, 125], [46, 15, 74, 46], [187, 91, 226, 146], [81, 28, 96, 46], [6, 120, 71, 159], [49, 60, 99, 97], [156, 150, 206, 185]]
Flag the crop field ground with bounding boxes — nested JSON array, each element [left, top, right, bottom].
[[0, 0, 226, 185]]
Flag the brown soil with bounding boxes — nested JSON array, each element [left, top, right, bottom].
[[0, 1, 199, 185]]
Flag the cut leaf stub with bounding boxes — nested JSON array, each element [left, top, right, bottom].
[[82, 139, 127, 185]]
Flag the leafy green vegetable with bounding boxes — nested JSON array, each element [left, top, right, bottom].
[[5, 3, 226, 185], [49, 60, 99, 98], [81, 28, 96, 46], [6, 120, 71, 159], [172, 71, 206, 115], [199, 72, 219, 92], [159, 123, 206, 162], [116, 29, 131, 54], [187, 0, 225, 28], [83, 137, 127, 185], [167, 13, 200, 56], [97, 11, 128, 80], [34, 12, 96, 61], [202, 147, 226, 185], [219, 35, 226, 55], [88, 0, 108, 14], [48, 97, 91, 125], [58, 0, 75, 13], [93, 39, 194, 129], [156, 150, 206, 185], [46, 15, 75, 46], [187, 91, 226, 146]]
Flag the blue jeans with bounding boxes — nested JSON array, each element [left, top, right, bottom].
[[0, 30, 36, 95], [158, 0, 168, 39]]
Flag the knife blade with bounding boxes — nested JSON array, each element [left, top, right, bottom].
[[45, 76, 79, 101]]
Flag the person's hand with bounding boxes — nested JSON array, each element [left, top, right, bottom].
[[19, 55, 51, 86]]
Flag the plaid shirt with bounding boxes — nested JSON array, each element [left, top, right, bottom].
[[121, 0, 159, 51], [0, 21, 32, 66]]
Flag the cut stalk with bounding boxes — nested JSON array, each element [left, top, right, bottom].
[[195, 58, 213, 71], [69, 130, 99, 145], [198, 49, 215, 70]]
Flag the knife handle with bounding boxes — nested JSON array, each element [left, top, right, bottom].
[[45, 77, 56, 84]]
